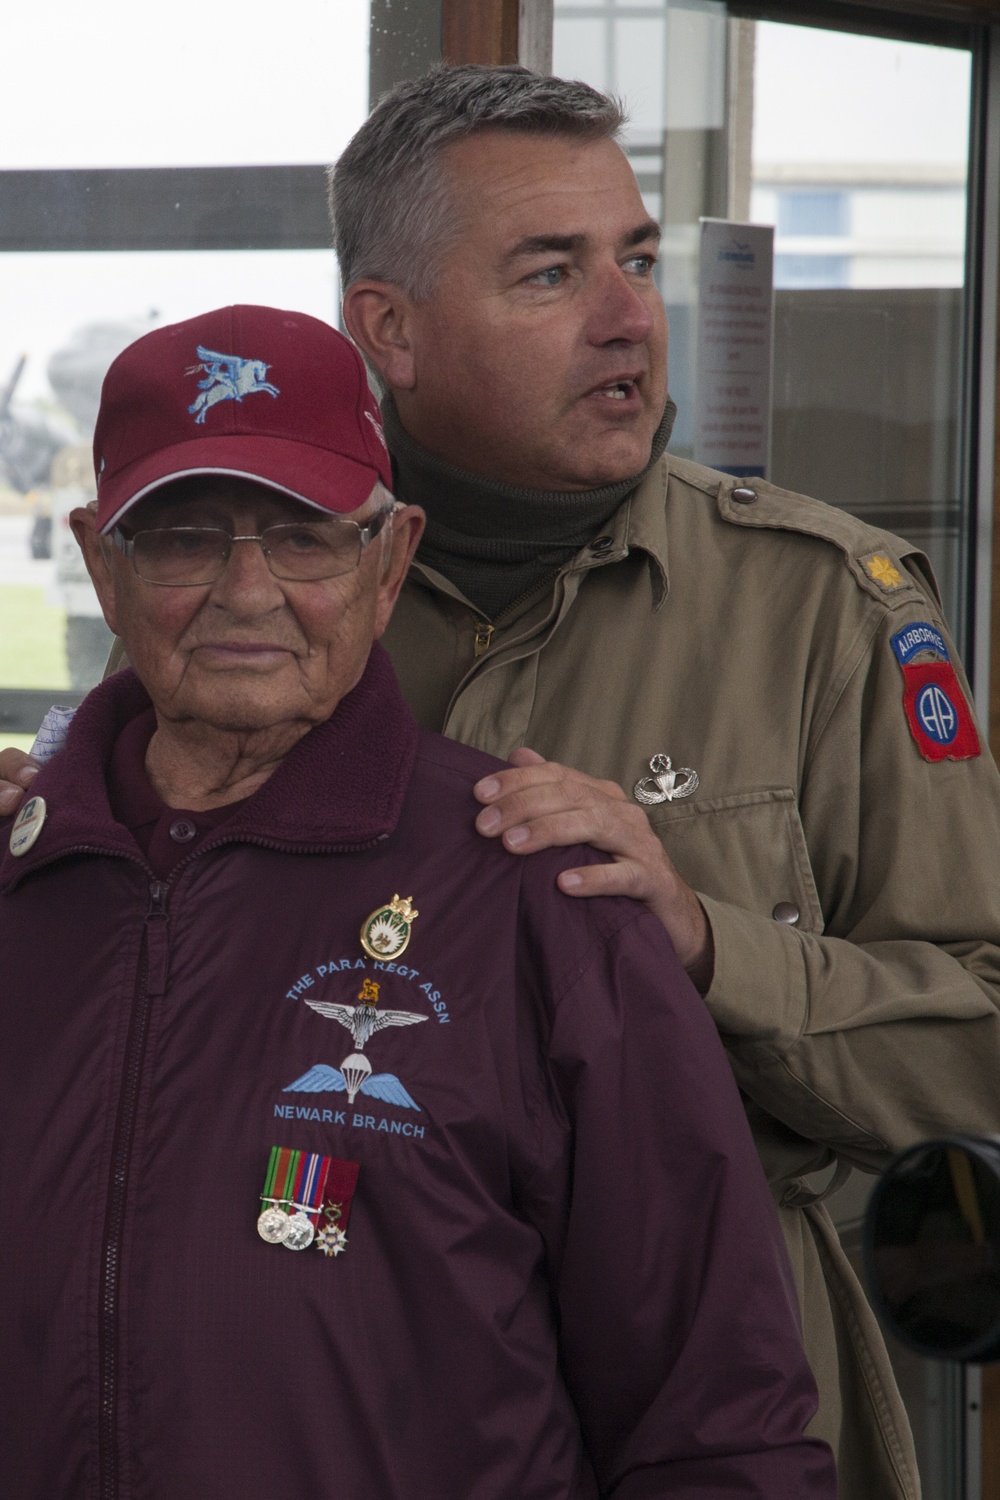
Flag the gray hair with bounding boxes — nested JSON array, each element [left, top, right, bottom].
[[329, 65, 626, 301]]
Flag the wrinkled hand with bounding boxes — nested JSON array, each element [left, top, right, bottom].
[[474, 748, 714, 992], [0, 749, 40, 818]]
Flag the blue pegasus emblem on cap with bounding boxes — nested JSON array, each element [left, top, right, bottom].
[[186, 346, 280, 424]]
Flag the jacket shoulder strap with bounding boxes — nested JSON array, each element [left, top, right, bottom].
[[666, 457, 938, 610]]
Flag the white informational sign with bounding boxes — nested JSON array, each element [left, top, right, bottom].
[[693, 219, 775, 478]]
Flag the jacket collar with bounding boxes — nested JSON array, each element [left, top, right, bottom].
[[626, 453, 671, 606], [408, 454, 672, 618], [0, 642, 419, 892]]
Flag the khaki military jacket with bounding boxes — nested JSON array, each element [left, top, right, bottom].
[[384, 453, 1000, 1500]]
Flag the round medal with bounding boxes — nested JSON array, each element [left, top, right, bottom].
[[282, 1211, 315, 1251], [257, 1206, 291, 1244]]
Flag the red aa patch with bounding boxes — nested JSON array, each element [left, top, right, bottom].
[[901, 660, 980, 762]]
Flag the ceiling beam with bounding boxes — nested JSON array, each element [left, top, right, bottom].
[[441, 0, 520, 66]]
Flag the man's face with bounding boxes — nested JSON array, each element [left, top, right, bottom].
[[390, 131, 668, 490], [74, 477, 421, 736]]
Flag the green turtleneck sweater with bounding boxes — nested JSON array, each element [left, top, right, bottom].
[[381, 395, 676, 622]]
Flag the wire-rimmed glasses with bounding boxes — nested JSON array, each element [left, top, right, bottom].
[[112, 506, 397, 586]]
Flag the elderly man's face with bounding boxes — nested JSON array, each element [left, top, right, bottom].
[[74, 478, 421, 736], [349, 131, 668, 491]]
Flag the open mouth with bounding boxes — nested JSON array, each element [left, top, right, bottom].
[[592, 379, 638, 401]]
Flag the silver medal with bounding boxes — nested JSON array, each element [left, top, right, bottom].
[[633, 753, 699, 805], [282, 1211, 316, 1251], [257, 1206, 291, 1244]]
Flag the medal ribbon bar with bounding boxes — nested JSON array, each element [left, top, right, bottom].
[[260, 1146, 336, 1225], [290, 1149, 332, 1225]]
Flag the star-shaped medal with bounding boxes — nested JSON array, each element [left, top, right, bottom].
[[316, 1224, 348, 1257]]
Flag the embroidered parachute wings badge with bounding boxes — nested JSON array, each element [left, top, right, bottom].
[[283, 1062, 420, 1110], [295, 978, 427, 1109]]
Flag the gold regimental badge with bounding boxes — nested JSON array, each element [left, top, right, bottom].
[[360, 893, 419, 961]]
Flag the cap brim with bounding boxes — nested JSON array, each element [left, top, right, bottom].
[[98, 434, 383, 533]]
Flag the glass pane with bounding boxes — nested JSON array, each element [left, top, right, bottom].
[[749, 22, 972, 634], [1, 0, 370, 169], [556, 17, 611, 90]]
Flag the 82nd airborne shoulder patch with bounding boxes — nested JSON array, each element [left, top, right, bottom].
[[891, 622, 980, 763]]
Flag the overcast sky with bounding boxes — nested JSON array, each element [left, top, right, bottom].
[[1, 0, 370, 403], [1, 0, 370, 169], [753, 22, 971, 164]]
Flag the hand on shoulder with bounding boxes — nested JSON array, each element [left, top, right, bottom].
[[474, 747, 714, 991]]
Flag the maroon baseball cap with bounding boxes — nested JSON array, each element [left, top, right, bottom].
[[93, 304, 392, 533]]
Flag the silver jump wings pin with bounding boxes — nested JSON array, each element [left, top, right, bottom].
[[633, 753, 699, 805]]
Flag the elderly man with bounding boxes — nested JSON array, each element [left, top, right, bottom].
[[0, 304, 835, 1497], [4, 64, 1000, 1496]]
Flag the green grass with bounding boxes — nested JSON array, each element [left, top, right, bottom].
[[0, 586, 69, 689], [5, 734, 38, 754]]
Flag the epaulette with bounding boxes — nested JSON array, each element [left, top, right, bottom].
[[674, 457, 934, 609]]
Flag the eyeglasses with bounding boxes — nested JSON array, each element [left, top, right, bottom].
[[112, 506, 397, 586]]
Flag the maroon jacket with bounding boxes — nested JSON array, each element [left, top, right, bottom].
[[0, 647, 835, 1499]]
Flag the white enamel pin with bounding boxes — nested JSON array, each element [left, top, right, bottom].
[[9, 795, 47, 857]]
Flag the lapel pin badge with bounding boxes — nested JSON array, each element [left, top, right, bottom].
[[360, 893, 418, 961], [633, 754, 699, 806], [9, 795, 47, 857]]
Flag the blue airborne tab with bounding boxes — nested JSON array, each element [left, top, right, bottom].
[[891, 622, 949, 667]]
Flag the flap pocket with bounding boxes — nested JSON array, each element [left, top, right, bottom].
[[647, 788, 824, 934]]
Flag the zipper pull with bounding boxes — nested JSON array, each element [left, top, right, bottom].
[[145, 880, 170, 997], [473, 621, 494, 658], [148, 880, 169, 917]]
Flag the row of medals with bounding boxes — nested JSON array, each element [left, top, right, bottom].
[[258, 1200, 347, 1254]]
